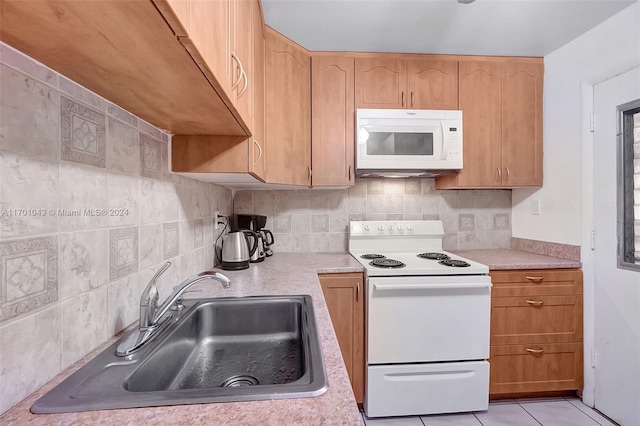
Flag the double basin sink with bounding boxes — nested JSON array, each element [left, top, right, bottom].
[[32, 295, 327, 413]]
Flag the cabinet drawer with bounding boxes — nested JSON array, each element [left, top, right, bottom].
[[490, 269, 583, 297], [489, 343, 583, 395], [491, 295, 582, 345]]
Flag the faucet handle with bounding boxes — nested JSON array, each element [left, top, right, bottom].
[[200, 270, 231, 288]]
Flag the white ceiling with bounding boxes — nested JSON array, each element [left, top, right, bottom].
[[262, 0, 637, 57]]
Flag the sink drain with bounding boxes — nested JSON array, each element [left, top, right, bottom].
[[220, 375, 260, 388]]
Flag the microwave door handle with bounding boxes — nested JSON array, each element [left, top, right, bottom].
[[441, 121, 448, 160]]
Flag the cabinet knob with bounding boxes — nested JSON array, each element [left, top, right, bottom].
[[526, 300, 544, 306], [505, 167, 510, 181], [497, 167, 502, 181], [348, 165, 352, 182], [356, 282, 360, 302], [401, 91, 405, 107], [410, 91, 414, 107], [525, 276, 544, 282], [526, 347, 544, 354]]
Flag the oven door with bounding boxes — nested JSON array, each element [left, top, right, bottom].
[[367, 275, 491, 364]]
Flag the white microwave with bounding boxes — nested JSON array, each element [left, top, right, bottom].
[[355, 109, 463, 177]]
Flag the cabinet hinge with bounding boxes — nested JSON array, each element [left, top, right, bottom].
[[591, 347, 596, 368], [591, 230, 596, 251], [590, 112, 595, 132]]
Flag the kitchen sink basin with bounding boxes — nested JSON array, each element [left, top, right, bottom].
[[31, 295, 327, 413]]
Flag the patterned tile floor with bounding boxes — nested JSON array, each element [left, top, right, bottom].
[[362, 397, 618, 426]]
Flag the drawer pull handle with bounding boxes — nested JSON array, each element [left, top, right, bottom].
[[526, 348, 544, 354], [526, 300, 544, 306], [525, 276, 544, 282]]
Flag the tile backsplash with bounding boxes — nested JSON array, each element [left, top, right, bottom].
[[234, 179, 512, 252], [0, 43, 232, 414]]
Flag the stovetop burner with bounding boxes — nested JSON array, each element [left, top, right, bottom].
[[369, 259, 405, 269], [439, 259, 471, 268], [360, 254, 386, 260], [417, 252, 450, 260]]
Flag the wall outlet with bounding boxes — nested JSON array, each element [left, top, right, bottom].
[[214, 211, 220, 230], [531, 200, 541, 215]]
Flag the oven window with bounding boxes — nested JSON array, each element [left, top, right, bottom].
[[366, 132, 434, 155]]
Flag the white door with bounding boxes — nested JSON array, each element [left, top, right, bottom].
[[593, 66, 640, 426]]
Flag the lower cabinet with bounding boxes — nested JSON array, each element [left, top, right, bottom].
[[489, 269, 584, 397], [318, 273, 365, 404]]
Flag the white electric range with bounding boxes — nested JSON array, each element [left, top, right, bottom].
[[349, 220, 491, 418]]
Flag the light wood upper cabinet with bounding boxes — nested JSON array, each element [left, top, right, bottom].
[[355, 57, 458, 109], [437, 61, 502, 188], [265, 28, 311, 186], [407, 59, 458, 109], [250, 0, 266, 180], [501, 62, 544, 187], [231, 0, 253, 122], [355, 57, 406, 109], [319, 273, 365, 404], [436, 59, 543, 189], [311, 55, 355, 186]]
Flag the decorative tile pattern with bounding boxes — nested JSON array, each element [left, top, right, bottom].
[[459, 214, 476, 231], [139, 134, 161, 180], [163, 222, 179, 260], [60, 95, 106, 168], [0, 236, 57, 322], [493, 213, 510, 231], [109, 227, 138, 281]]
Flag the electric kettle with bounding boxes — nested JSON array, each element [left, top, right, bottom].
[[220, 230, 258, 270]]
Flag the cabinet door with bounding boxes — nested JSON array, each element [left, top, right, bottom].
[[311, 55, 355, 186], [231, 0, 253, 123], [319, 273, 365, 404], [249, 0, 266, 181], [501, 62, 543, 186], [265, 28, 311, 185], [438, 61, 502, 189], [490, 343, 583, 394], [407, 59, 458, 109], [186, 0, 233, 99], [355, 57, 406, 109]]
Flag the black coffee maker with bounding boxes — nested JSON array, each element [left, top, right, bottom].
[[235, 214, 275, 257]]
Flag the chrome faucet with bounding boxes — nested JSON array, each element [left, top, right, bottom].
[[116, 262, 231, 356]]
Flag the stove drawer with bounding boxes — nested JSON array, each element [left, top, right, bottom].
[[365, 361, 490, 417], [367, 275, 491, 364]]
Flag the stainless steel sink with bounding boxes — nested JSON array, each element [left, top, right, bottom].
[[31, 295, 327, 413]]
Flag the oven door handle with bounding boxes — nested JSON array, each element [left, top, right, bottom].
[[373, 282, 492, 291]]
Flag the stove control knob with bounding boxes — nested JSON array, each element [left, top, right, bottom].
[[397, 224, 404, 233], [378, 224, 385, 232], [364, 225, 370, 231], [388, 224, 394, 231], [407, 225, 414, 233]]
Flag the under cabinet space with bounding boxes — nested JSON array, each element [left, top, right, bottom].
[[171, 135, 266, 182]]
